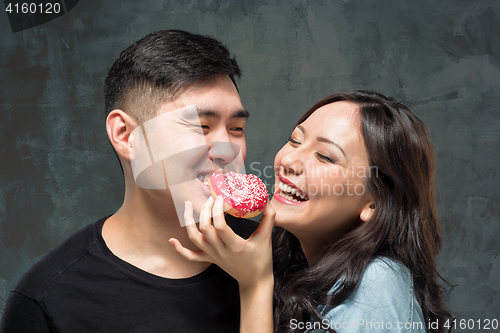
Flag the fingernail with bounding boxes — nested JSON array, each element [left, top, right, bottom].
[[185, 201, 189, 210]]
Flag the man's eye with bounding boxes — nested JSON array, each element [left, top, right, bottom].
[[230, 127, 244, 132], [288, 137, 301, 145], [194, 125, 209, 130], [191, 125, 209, 134]]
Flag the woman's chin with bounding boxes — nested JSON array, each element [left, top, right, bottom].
[[270, 196, 303, 228]]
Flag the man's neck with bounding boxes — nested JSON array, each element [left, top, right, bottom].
[[102, 190, 211, 279]]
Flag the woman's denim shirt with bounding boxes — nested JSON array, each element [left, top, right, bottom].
[[303, 258, 426, 333]]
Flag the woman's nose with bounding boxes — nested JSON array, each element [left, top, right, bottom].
[[280, 148, 305, 176]]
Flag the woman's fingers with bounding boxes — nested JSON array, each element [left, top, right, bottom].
[[252, 202, 275, 242], [179, 198, 274, 291], [212, 196, 240, 248], [198, 196, 214, 231], [198, 196, 227, 250], [183, 200, 196, 226], [184, 197, 228, 258], [212, 195, 225, 226], [169, 238, 210, 262], [184, 201, 205, 247]]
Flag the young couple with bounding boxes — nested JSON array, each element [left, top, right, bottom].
[[1, 30, 451, 333]]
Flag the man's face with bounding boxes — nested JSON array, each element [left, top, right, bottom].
[[129, 75, 248, 225]]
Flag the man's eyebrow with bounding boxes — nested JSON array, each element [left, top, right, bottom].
[[197, 109, 220, 119], [184, 108, 250, 120], [231, 109, 250, 119], [296, 124, 346, 157]]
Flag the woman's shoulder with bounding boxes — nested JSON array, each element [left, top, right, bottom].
[[345, 257, 423, 315], [316, 257, 425, 332], [327, 257, 412, 298], [359, 257, 411, 293]]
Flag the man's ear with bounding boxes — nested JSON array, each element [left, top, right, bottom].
[[360, 201, 376, 223], [106, 110, 138, 161]]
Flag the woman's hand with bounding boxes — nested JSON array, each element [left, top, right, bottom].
[[169, 196, 275, 333], [169, 195, 275, 290]]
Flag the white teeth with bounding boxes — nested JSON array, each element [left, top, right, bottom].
[[277, 180, 310, 202], [282, 193, 298, 202], [278, 180, 308, 200]]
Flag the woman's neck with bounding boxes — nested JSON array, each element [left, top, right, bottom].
[[297, 236, 330, 265]]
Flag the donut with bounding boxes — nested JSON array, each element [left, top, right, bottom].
[[208, 172, 269, 218]]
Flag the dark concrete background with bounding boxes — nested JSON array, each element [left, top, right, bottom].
[[1, 0, 499, 327]]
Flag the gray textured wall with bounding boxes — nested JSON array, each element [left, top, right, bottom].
[[1, 0, 499, 327]]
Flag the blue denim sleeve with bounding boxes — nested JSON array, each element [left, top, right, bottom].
[[304, 258, 426, 333]]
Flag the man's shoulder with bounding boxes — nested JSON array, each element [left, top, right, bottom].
[[11, 218, 104, 301], [225, 214, 259, 239]]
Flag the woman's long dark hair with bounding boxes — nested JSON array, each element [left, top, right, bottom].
[[273, 91, 452, 333]]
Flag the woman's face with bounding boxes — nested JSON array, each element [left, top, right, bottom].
[[271, 101, 375, 243]]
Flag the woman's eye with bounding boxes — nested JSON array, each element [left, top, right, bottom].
[[230, 127, 244, 132], [316, 153, 334, 163], [288, 137, 301, 145]]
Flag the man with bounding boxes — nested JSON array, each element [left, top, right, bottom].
[[0, 30, 257, 332]]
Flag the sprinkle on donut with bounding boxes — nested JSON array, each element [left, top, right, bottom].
[[208, 172, 269, 218]]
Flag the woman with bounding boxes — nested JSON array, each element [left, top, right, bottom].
[[170, 90, 451, 333]]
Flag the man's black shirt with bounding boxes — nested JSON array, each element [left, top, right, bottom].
[[0, 215, 257, 332]]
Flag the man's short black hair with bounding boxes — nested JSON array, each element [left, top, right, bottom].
[[104, 30, 241, 123]]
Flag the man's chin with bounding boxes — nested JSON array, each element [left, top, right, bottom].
[[171, 191, 213, 226]]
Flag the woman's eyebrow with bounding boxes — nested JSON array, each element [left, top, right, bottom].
[[296, 124, 346, 157]]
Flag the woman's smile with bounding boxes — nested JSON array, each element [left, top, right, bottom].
[[270, 101, 374, 243], [273, 174, 310, 204]]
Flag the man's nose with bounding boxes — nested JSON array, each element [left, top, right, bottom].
[[208, 141, 241, 168]]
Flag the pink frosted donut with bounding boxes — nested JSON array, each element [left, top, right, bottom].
[[208, 172, 269, 218]]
